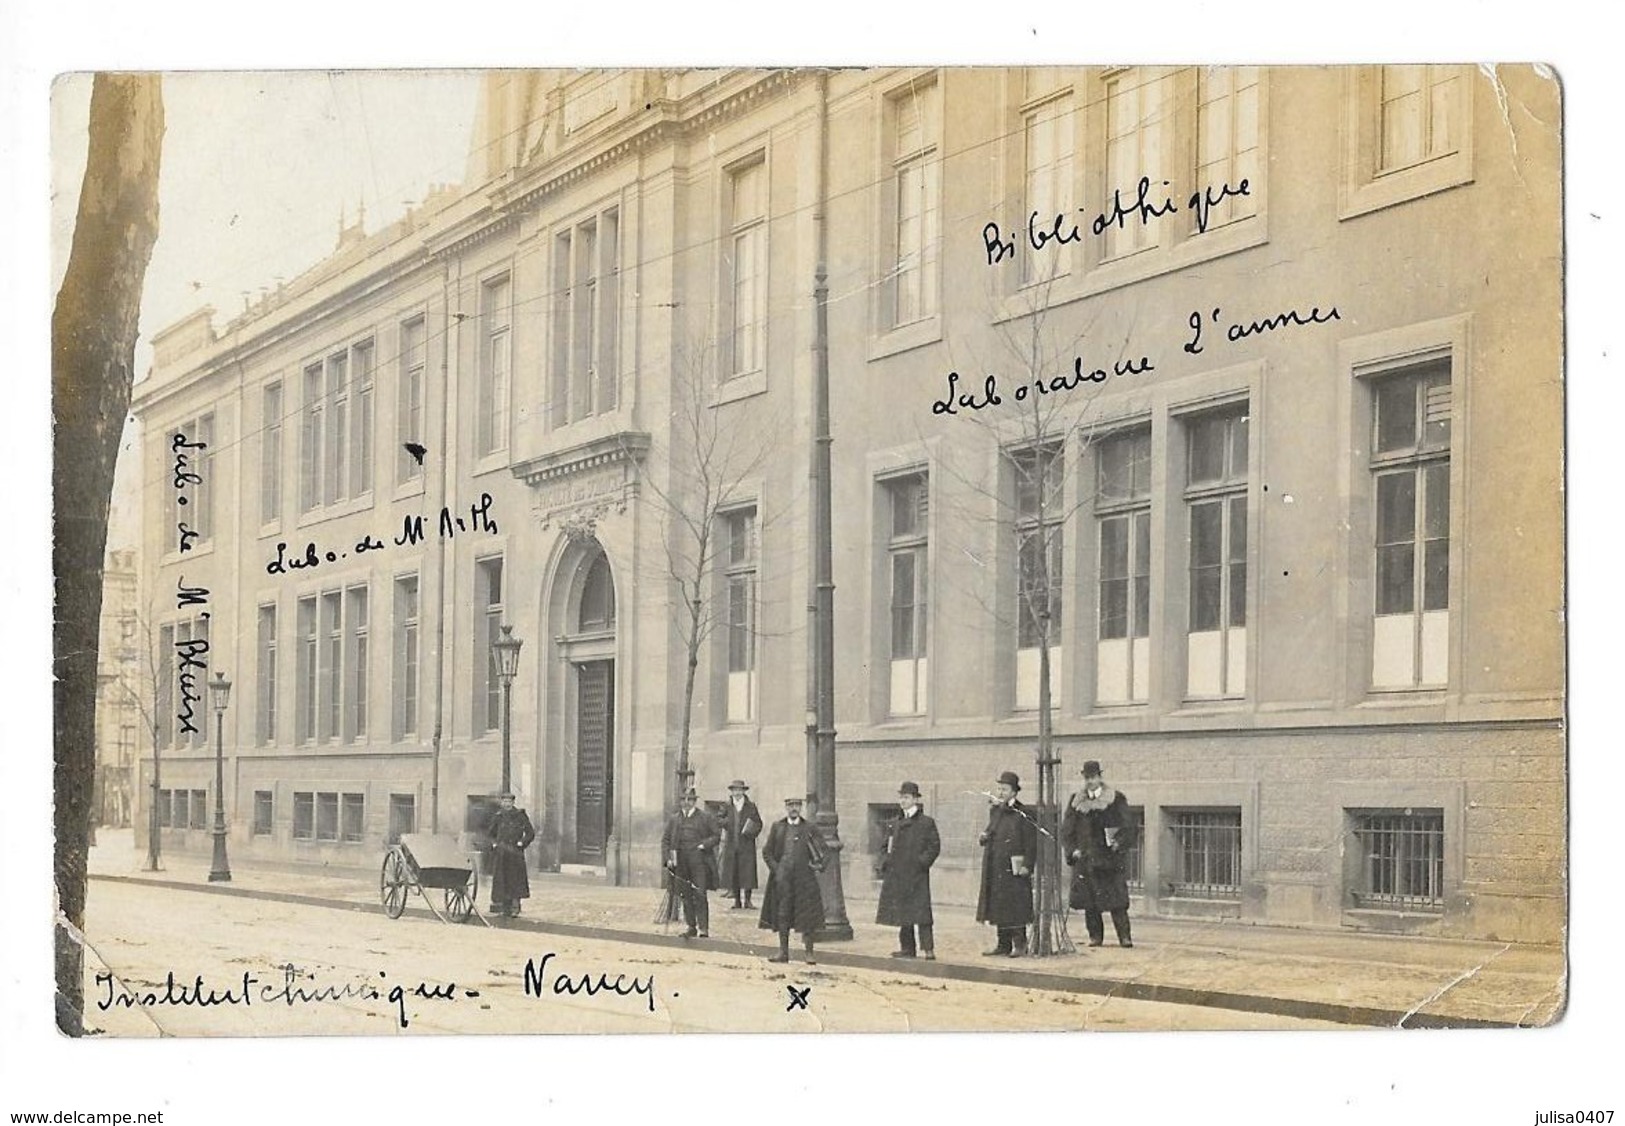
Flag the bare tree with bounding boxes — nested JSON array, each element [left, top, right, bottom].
[[929, 257, 1136, 955], [53, 73, 164, 1034], [624, 338, 784, 798]]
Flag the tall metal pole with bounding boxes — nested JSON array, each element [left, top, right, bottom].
[[808, 70, 851, 940], [145, 744, 161, 871], [208, 674, 231, 883], [501, 671, 513, 795]]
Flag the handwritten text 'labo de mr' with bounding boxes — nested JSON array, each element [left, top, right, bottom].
[[265, 493, 500, 576], [983, 177, 1252, 266]]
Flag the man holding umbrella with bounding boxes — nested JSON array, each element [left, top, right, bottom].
[[976, 770, 1037, 957], [662, 787, 721, 938]]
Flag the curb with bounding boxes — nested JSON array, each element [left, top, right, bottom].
[[89, 872, 1524, 1030]]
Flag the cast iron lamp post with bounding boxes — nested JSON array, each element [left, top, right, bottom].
[[492, 626, 523, 795], [207, 671, 232, 883]]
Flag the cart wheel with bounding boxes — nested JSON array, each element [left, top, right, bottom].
[[381, 850, 409, 919], [445, 868, 478, 923]]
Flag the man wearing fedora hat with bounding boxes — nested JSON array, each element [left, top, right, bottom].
[[759, 795, 828, 964], [1062, 760, 1137, 948], [718, 779, 763, 910], [977, 771, 1038, 956], [877, 781, 941, 959], [488, 791, 536, 918], [662, 787, 721, 938]]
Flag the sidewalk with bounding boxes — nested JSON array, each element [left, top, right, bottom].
[[86, 837, 1565, 1029]]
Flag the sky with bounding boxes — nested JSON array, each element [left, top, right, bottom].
[[50, 71, 482, 548], [7, 4, 1625, 1122]]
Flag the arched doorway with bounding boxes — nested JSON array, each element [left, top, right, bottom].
[[554, 544, 617, 865]]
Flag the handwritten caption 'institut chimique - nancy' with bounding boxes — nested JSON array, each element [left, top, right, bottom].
[[934, 177, 1340, 417]]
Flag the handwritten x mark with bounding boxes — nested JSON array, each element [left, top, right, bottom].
[[785, 985, 812, 1012]]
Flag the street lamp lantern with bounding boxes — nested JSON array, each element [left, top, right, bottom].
[[207, 671, 232, 883], [492, 626, 523, 794]]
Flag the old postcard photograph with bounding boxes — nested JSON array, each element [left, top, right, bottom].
[[13, 4, 1617, 1115], [46, 61, 1567, 1041]]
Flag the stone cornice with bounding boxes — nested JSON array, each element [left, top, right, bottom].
[[512, 430, 652, 487]]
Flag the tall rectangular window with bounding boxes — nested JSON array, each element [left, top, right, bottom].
[[256, 603, 277, 745], [292, 792, 314, 839], [727, 158, 767, 378], [1371, 362, 1451, 689], [325, 349, 349, 507], [168, 616, 210, 749], [551, 214, 621, 427], [886, 474, 930, 716], [164, 414, 215, 547], [1379, 65, 1462, 173], [724, 507, 758, 724], [1103, 67, 1168, 259], [394, 575, 420, 739], [1352, 810, 1446, 911], [1195, 67, 1260, 229], [1021, 77, 1076, 284], [890, 80, 941, 327], [476, 558, 505, 733], [479, 275, 511, 455], [397, 317, 426, 484], [296, 595, 317, 743], [1185, 407, 1248, 698], [321, 591, 342, 740], [300, 362, 324, 513], [1097, 429, 1152, 704], [158, 623, 174, 748], [351, 339, 374, 497], [261, 382, 282, 524], [189, 789, 209, 830], [1169, 809, 1242, 898], [1013, 444, 1064, 711], [346, 585, 369, 741]]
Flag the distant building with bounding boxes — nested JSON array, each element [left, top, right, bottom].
[[131, 67, 1563, 942], [94, 550, 141, 828]]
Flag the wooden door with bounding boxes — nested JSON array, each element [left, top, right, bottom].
[[574, 660, 614, 860]]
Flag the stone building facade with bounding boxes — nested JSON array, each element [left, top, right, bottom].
[[131, 66, 1563, 941]]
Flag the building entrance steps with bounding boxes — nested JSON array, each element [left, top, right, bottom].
[[86, 837, 1564, 1028]]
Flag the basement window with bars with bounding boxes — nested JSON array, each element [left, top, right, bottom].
[[1351, 809, 1445, 911], [1167, 808, 1242, 898]]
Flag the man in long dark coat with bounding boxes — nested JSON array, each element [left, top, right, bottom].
[[718, 779, 763, 909], [1061, 760, 1137, 948], [877, 781, 940, 959], [662, 787, 721, 938], [759, 796, 827, 964], [976, 770, 1038, 957], [488, 792, 536, 918]]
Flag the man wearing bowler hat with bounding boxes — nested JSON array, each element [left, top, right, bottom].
[[718, 779, 763, 910], [976, 770, 1038, 957], [759, 795, 828, 964], [1062, 760, 1137, 948], [877, 781, 941, 959], [662, 787, 721, 938]]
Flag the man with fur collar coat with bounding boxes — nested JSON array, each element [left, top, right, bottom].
[[1060, 760, 1137, 948]]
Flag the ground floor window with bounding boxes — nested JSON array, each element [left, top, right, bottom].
[[1122, 807, 1145, 892], [1352, 809, 1445, 910], [388, 793, 416, 845], [293, 792, 315, 839], [1167, 808, 1242, 898], [189, 789, 209, 829], [253, 791, 274, 836]]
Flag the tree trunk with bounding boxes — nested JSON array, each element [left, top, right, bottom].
[[52, 73, 164, 1035]]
